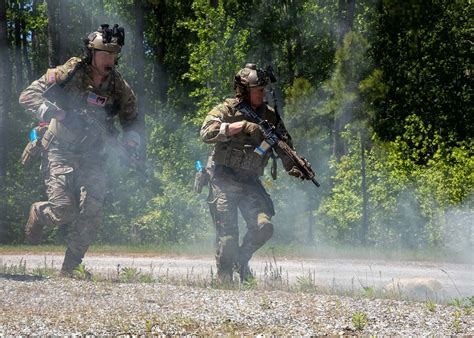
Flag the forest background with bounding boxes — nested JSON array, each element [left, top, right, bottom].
[[0, 0, 472, 258]]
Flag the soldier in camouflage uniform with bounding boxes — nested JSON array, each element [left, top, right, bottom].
[[19, 24, 140, 276], [200, 63, 307, 282]]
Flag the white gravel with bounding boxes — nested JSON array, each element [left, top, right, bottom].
[[1, 277, 473, 335]]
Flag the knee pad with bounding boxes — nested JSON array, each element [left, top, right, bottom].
[[255, 213, 273, 244]]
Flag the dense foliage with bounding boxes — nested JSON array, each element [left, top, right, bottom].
[[0, 0, 471, 254]]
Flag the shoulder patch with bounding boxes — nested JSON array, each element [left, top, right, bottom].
[[46, 69, 57, 84], [49, 57, 83, 84]]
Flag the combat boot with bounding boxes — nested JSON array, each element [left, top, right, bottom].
[[60, 248, 86, 278], [24, 205, 44, 245]]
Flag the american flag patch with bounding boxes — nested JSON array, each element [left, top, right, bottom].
[[47, 70, 56, 84], [87, 91, 108, 107]]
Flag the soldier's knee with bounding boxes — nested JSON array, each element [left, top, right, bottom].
[[255, 213, 274, 244]]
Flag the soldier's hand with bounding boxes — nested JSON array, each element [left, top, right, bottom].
[[38, 101, 66, 122], [288, 166, 305, 180], [241, 120, 262, 136], [122, 131, 141, 161]]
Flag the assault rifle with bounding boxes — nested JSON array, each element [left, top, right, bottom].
[[42, 83, 144, 173], [234, 100, 320, 188]]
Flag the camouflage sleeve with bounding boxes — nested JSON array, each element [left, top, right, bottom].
[[200, 103, 231, 143], [116, 76, 138, 132], [19, 57, 82, 120], [18, 73, 50, 120]]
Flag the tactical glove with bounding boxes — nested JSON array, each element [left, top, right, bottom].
[[288, 166, 305, 179], [38, 102, 65, 122], [122, 130, 141, 160], [241, 120, 262, 136]]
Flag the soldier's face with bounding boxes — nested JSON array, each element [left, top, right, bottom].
[[249, 87, 265, 108], [92, 50, 117, 75]]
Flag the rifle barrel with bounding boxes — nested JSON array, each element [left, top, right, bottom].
[[311, 177, 320, 187]]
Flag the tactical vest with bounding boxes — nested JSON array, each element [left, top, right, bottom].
[[211, 100, 276, 176], [43, 58, 120, 152]]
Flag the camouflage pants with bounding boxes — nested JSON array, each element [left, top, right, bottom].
[[32, 146, 105, 273], [208, 168, 275, 281]]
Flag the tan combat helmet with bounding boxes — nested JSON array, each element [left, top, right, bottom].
[[87, 24, 125, 54], [234, 63, 273, 98]]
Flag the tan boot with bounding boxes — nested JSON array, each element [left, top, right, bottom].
[[25, 205, 43, 245]]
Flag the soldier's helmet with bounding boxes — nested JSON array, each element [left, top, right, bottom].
[[234, 63, 269, 98], [84, 24, 125, 61]]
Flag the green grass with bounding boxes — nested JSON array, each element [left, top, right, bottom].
[[351, 311, 368, 331]]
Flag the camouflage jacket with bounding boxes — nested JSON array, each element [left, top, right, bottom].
[[200, 98, 295, 177], [19, 57, 138, 151]]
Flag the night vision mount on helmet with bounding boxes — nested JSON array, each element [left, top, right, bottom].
[[83, 24, 125, 62], [234, 63, 277, 97]]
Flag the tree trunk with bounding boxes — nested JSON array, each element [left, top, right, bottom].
[[133, 0, 146, 155], [21, 3, 33, 83], [360, 133, 369, 244], [0, 0, 12, 242], [14, 1, 23, 94], [31, 0, 42, 78], [337, 0, 356, 46], [333, 0, 356, 161], [46, 0, 60, 67], [58, 0, 70, 63], [152, 2, 168, 103]]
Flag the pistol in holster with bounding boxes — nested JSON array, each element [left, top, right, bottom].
[[194, 169, 210, 194], [20, 126, 48, 168]]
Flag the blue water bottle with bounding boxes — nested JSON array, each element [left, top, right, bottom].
[[29, 128, 38, 142], [195, 160, 204, 172]]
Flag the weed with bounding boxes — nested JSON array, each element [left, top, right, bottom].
[[448, 296, 473, 315], [0, 258, 27, 275], [262, 247, 286, 289], [119, 266, 141, 283], [32, 257, 55, 277], [295, 271, 317, 292], [352, 311, 368, 331], [139, 272, 155, 283], [73, 264, 92, 280], [242, 276, 258, 290], [452, 310, 462, 333], [361, 286, 375, 299], [145, 319, 154, 333], [426, 300, 436, 312], [260, 296, 272, 310]]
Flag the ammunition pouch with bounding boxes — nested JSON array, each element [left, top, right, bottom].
[[41, 129, 55, 150], [20, 126, 48, 167], [213, 143, 270, 176], [194, 169, 210, 194]]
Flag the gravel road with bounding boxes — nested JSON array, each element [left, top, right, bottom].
[[1, 253, 473, 335], [1, 253, 472, 299]]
